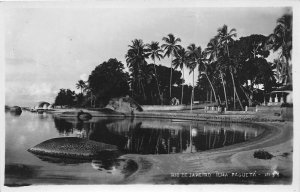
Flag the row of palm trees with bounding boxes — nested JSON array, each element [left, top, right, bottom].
[[125, 24, 242, 108], [125, 12, 292, 109]]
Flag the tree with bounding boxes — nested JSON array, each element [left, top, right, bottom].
[[54, 89, 76, 107], [272, 58, 286, 84], [231, 34, 270, 106], [186, 44, 199, 110], [267, 13, 292, 85], [173, 47, 188, 104], [88, 58, 130, 107], [76, 80, 86, 94], [154, 64, 183, 104], [146, 41, 164, 104], [217, 24, 243, 110], [125, 39, 149, 101], [162, 34, 182, 99], [204, 38, 226, 107]]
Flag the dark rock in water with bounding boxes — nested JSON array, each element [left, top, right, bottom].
[[10, 106, 22, 116], [105, 96, 143, 113], [253, 149, 274, 160], [28, 137, 121, 160], [5, 105, 10, 111], [77, 110, 92, 121]]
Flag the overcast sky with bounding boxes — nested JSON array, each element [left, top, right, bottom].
[[4, 4, 291, 107]]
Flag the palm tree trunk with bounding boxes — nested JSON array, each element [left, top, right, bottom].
[[230, 70, 243, 110], [220, 71, 228, 109], [235, 88, 244, 110], [230, 71, 236, 110], [169, 55, 173, 98], [240, 85, 252, 106], [205, 73, 218, 105], [153, 61, 162, 104], [207, 91, 209, 102], [190, 69, 194, 112], [141, 80, 146, 100], [181, 67, 184, 104]]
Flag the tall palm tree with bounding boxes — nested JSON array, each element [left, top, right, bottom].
[[217, 25, 243, 110], [146, 41, 164, 104], [205, 37, 228, 108], [186, 44, 198, 110], [186, 43, 218, 105], [162, 34, 182, 99], [125, 39, 149, 100], [267, 13, 292, 85], [76, 80, 86, 94], [173, 47, 188, 104]]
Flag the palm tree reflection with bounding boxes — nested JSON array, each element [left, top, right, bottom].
[[53, 117, 261, 154]]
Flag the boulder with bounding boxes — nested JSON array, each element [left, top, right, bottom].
[[77, 110, 92, 121], [28, 137, 121, 160], [10, 106, 22, 115], [105, 96, 143, 113]]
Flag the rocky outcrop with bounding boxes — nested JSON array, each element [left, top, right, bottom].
[[28, 137, 121, 160], [105, 96, 143, 113], [77, 110, 92, 121], [9, 106, 22, 115]]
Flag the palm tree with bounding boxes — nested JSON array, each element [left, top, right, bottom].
[[186, 44, 198, 110], [217, 25, 243, 110], [173, 47, 188, 104], [125, 39, 149, 100], [162, 34, 182, 99], [186, 43, 218, 105], [267, 13, 292, 85], [273, 58, 286, 84], [76, 80, 86, 94], [205, 37, 228, 109], [146, 41, 164, 104]]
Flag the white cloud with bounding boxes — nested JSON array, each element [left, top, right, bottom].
[[80, 73, 88, 82], [27, 83, 55, 97]]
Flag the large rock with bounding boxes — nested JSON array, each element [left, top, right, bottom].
[[105, 96, 143, 113], [28, 137, 121, 160], [9, 106, 22, 116]]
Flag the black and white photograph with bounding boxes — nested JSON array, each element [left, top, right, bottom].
[[1, 1, 299, 191]]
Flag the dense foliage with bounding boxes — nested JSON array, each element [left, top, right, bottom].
[[88, 58, 130, 107], [54, 89, 76, 107]]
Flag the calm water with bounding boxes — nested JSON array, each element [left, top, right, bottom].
[[5, 111, 264, 185]]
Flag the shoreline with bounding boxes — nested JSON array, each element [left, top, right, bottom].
[[122, 121, 293, 184], [48, 106, 289, 123]]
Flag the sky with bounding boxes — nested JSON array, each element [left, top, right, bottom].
[[3, 3, 291, 107]]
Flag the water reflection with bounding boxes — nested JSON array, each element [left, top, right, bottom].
[[5, 109, 22, 117], [33, 154, 90, 165], [53, 116, 263, 155]]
